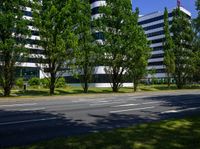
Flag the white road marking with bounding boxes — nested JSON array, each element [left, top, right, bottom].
[[112, 101, 162, 108], [110, 106, 155, 113], [0, 103, 37, 108], [95, 100, 110, 103], [19, 107, 46, 111], [161, 107, 200, 114], [0, 117, 58, 126], [90, 101, 125, 106], [112, 104, 138, 107]]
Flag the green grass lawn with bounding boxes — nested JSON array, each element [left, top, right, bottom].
[[10, 116, 200, 149], [0, 84, 200, 97]]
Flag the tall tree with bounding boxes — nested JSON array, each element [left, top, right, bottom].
[[95, 0, 133, 92], [0, 0, 30, 96], [195, 0, 200, 32], [193, 0, 200, 82], [163, 8, 175, 88], [32, 0, 78, 95], [126, 8, 151, 92], [74, 0, 98, 93], [171, 8, 194, 89]]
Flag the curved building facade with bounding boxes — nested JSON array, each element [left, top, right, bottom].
[[90, 0, 106, 20]]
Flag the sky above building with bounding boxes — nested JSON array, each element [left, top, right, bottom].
[[132, 0, 198, 18]]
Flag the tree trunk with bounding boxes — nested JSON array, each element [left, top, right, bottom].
[[111, 69, 120, 92], [133, 77, 138, 92], [3, 54, 14, 97], [167, 73, 171, 88], [4, 86, 11, 97], [3, 73, 12, 96], [50, 73, 56, 95], [112, 82, 119, 92], [84, 81, 88, 93], [176, 74, 183, 89]]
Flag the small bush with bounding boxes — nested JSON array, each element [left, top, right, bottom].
[[40, 78, 49, 88], [28, 77, 40, 86], [40, 77, 66, 88], [15, 78, 24, 88], [56, 77, 66, 88]]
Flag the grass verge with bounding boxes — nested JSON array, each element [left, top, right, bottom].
[[0, 84, 200, 97], [11, 115, 200, 149]]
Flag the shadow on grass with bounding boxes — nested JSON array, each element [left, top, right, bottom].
[[62, 115, 200, 149], [140, 84, 200, 91], [15, 90, 49, 96]]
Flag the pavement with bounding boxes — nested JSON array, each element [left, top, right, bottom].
[[0, 90, 200, 148]]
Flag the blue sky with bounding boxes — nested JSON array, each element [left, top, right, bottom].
[[132, 0, 198, 18]]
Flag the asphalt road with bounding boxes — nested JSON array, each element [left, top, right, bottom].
[[0, 90, 200, 148]]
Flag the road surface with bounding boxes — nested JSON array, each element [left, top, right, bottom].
[[0, 90, 200, 148]]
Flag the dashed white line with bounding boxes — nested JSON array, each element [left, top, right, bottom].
[[110, 106, 155, 113], [0, 117, 58, 126], [112, 101, 162, 108], [161, 107, 200, 114], [90, 101, 125, 106], [19, 107, 46, 111], [0, 103, 37, 108]]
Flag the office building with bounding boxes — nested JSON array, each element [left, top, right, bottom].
[[138, 7, 191, 81]]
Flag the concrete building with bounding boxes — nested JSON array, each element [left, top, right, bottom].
[[138, 7, 191, 81], [16, 6, 43, 80]]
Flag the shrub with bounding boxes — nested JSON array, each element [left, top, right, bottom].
[[28, 77, 40, 86], [40, 77, 66, 88], [40, 78, 49, 88], [56, 77, 66, 88], [15, 78, 24, 88]]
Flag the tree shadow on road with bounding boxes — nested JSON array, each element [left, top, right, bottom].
[[0, 94, 200, 148]]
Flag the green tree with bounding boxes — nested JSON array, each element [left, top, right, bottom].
[[193, 0, 200, 82], [32, 0, 78, 95], [74, 0, 97, 93], [0, 0, 30, 96], [126, 8, 151, 92], [95, 0, 133, 92], [163, 8, 175, 88], [171, 8, 194, 89], [195, 0, 200, 32]]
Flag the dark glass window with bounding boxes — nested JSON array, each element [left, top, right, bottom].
[[31, 30, 39, 36], [156, 69, 166, 73], [148, 61, 164, 66], [15, 67, 40, 80], [90, 0, 106, 4], [151, 53, 164, 59], [153, 46, 163, 51], [139, 13, 173, 25], [92, 7, 100, 15], [142, 21, 172, 31], [93, 32, 104, 40], [151, 38, 165, 44], [147, 30, 164, 37], [29, 49, 44, 54], [23, 10, 32, 17]]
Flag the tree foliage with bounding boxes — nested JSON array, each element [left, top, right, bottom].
[[32, 0, 78, 95], [0, 0, 30, 96], [74, 0, 98, 93], [126, 8, 151, 92], [193, 0, 200, 82], [95, 0, 135, 92], [171, 8, 194, 89], [163, 8, 175, 88]]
